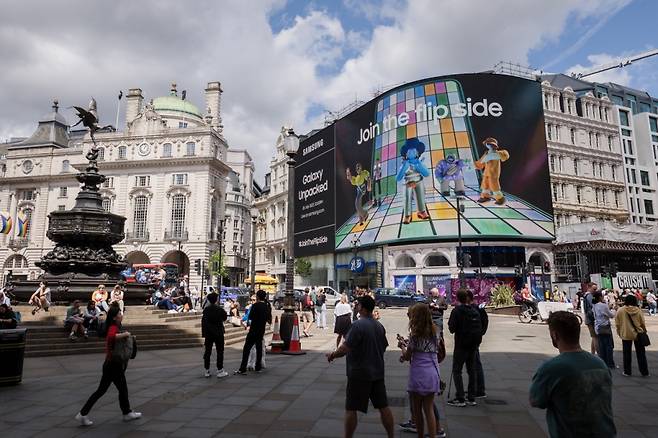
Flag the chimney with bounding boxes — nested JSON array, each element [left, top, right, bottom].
[[125, 88, 143, 126], [204, 81, 223, 129]]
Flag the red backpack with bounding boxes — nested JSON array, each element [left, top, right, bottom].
[[304, 294, 313, 309]]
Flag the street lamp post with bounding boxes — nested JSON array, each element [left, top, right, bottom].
[[456, 195, 466, 288], [279, 129, 300, 350], [250, 207, 259, 294], [351, 234, 361, 290]]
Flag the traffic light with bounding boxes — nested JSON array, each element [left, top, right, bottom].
[[463, 253, 472, 268], [543, 261, 551, 273], [194, 259, 202, 275], [610, 262, 619, 276]]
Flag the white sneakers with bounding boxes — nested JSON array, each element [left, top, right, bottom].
[[216, 369, 229, 378], [123, 411, 142, 422], [204, 369, 211, 378], [75, 413, 93, 426], [75, 411, 142, 426]]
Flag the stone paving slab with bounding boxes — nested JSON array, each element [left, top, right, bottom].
[[2, 309, 658, 437]]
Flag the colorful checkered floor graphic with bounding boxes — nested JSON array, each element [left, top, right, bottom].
[[335, 186, 554, 250]]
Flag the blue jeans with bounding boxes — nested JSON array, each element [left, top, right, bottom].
[[597, 333, 615, 368], [649, 302, 657, 315]]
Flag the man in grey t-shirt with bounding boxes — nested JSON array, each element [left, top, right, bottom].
[[327, 295, 394, 438]]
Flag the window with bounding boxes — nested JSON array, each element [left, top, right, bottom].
[[631, 169, 637, 184], [233, 232, 238, 241], [179, 122, 188, 128], [602, 190, 607, 205], [543, 93, 549, 109], [595, 134, 600, 148], [640, 103, 651, 113], [233, 219, 239, 228], [135, 175, 150, 187], [630, 197, 635, 212], [612, 95, 623, 105], [592, 162, 598, 177], [619, 110, 629, 127], [576, 186, 582, 203], [608, 136, 613, 151], [627, 140, 634, 155], [637, 197, 642, 213], [614, 191, 620, 208], [622, 128, 632, 137], [97, 147, 105, 161], [573, 159, 579, 176], [58, 187, 67, 198], [549, 155, 555, 172], [588, 132, 593, 146], [570, 128, 576, 144], [555, 125, 560, 141], [599, 163, 604, 178], [641, 171, 650, 186], [595, 188, 600, 205], [118, 146, 127, 159], [567, 100, 573, 114], [102, 197, 112, 212], [546, 124, 552, 141], [560, 184, 566, 199], [162, 143, 172, 157], [186, 142, 196, 156], [172, 173, 188, 185], [102, 177, 114, 188], [558, 156, 564, 172], [61, 160, 70, 172], [133, 195, 149, 239], [58, 205, 66, 211], [19, 189, 35, 200], [650, 118, 658, 133], [552, 184, 558, 201], [645, 200, 655, 216], [171, 194, 186, 237]]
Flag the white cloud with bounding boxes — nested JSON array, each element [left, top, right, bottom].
[[0, 0, 633, 181]]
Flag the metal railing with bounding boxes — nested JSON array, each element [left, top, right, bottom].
[[164, 229, 188, 241], [125, 230, 149, 242]]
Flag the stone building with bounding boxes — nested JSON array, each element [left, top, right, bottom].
[[0, 82, 233, 289]]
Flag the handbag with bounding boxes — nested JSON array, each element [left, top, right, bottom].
[[437, 335, 446, 364], [627, 312, 651, 347], [112, 335, 136, 362]]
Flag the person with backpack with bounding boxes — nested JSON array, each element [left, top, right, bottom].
[[310, 286, 318, 323], [447, 289, 482, 407], [76, 304, 141, 426], [300, 288, 314, 337], [315, 289, 327, 329], [467, 290, 488, 398], [202, 293, 228, 378]]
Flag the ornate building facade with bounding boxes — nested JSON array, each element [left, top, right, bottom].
[[1, 82, 233, 288]]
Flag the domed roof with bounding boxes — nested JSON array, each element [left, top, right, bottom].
[[153, 95, 202, 118]]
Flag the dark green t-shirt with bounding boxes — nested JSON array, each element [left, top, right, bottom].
[[530, 351, 616, 438]]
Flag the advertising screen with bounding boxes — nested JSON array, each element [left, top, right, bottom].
[[293, 127, 336, 256], [334, 73, 554, 250]]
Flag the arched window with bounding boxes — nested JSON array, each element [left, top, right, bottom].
[[118, 145, 127, 159], [61, 160, 70, 172], [162, 143, 172, 157], [133, 196, 149, 239], [171, 194, 186, 237], [102, 197, 112, 212], [3, 254, 28, 269], [425, 253, 449, 267], [97, 147, 105, 161], [396, 254, 416, 268]]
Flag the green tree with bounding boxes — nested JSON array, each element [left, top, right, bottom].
[[208, 251, 228, 282], [295, 257, 312, 277]]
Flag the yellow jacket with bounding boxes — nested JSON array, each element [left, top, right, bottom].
[[614, 306, 647, 341]]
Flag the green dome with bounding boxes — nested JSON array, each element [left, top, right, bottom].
[[152, 95, 202, 118]]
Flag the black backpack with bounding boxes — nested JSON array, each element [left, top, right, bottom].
[[460, 305, 483, 346]]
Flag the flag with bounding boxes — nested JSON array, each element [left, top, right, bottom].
[[0, 212, 12, 235], [17, 210, 29, 238], [118, 90, 123, 100]]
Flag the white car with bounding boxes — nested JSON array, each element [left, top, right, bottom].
[[316, 286, 340, 306]]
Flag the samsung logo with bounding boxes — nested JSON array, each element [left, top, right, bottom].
[[302, 139, 323, 156]]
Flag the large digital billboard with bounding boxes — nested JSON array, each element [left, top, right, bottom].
[[335, 73, 554, 250]]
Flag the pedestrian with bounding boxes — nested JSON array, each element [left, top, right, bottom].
[[529, 311, 616, 438], [646, 290, 657, 315], [447, 289, 482, 407], [83, 300, 101, 334], [333, 293, 352, 348], [310, 286, 318, 322], [0, 288, 12, 307], [29, 281, 50, 315], [300, 288, 314, 337], [76, 304, 142, 426], [591, 291, 616, 369], [634, 289, 644, 308], [615, 294, 650, 377], [398, 303, 445, 438], [202, 293, 228, 378], [0, 304, 17, 329], [428, 287, 448, 335], [316, 288, 327, 329], [235, 290, 271, 375], [467, 290, 488, 399], [326, 295, 394, 438], [582, 282, 598, 354]]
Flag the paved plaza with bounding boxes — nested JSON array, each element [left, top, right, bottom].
[[2, 309, 658, 437]]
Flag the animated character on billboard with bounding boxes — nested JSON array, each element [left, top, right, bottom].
[[397, 137, 430, 224], [435, 154, 466, 197], [372, 158, 383, 207], [346, 163, 371, 224], [474, 137, 509, 205]]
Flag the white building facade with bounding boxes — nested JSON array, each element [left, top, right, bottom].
[[1, 82, 232, 289]]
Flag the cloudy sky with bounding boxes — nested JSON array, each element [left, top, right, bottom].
[[1, 0, 657, 181]]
